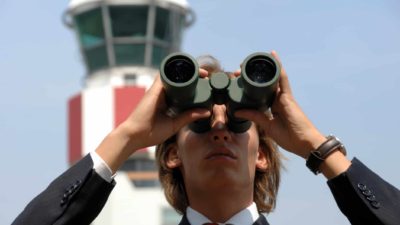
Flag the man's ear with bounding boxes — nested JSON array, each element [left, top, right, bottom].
[[256, 148, 268, 171], [166, 143, 182, 169]]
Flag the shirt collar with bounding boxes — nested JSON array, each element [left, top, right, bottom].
[[186, 202, 259, 225]]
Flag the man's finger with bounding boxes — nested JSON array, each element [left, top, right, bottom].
[[199, 68, 209, 78], [147, 74, 163, 93], [233, 69, 241, 77], [271, 50, 292, 95]]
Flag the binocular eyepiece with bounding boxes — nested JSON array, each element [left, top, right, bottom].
[[160, 52, 280, 133]]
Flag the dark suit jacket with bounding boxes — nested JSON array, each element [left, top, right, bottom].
[[12, 155, 400, 225], [12, 156, 115, 225]]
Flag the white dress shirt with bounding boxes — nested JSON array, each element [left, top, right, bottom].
[[186, 202, 259, 225], [90, 151, 115, 183]]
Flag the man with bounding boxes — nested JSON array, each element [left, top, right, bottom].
[[12, 52, 400, 225]]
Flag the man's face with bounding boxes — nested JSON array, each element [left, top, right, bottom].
[[167, 104, 268, 193]]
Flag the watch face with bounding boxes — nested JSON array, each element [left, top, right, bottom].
[[327, 135, 347, 155]]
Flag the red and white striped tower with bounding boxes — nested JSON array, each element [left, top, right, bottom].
[[63, 0, 194, 224]]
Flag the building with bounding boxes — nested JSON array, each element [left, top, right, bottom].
[[63, 0, 195, 224]]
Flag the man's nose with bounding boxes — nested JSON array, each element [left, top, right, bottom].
[[209, 105, 231, 142]]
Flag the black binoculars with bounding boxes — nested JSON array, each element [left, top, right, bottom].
[[160, 52, 280, 133]]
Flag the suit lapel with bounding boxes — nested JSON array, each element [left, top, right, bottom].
[[253, 214, 270, 225], [178, 214, 270, 225], [178, 214, 191, 225]]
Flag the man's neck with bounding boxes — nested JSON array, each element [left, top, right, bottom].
[[187, 203, 259, 225], [186, 187, 254, 222]]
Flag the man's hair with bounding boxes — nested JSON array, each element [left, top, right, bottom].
[[155, 127, 282, 214], [196, 54, 222, 73]]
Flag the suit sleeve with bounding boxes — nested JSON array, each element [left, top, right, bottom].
[[12, 154, 115, 225], [328, 158, 400, 225]]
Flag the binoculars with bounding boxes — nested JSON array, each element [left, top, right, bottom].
[[160, 52, 280, 133]]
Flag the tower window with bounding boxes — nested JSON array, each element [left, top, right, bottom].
[[152, 45, 169, 67], [114, 44, 145, 65], [84, 45, 109, 72], [154, 7, 171, 42], [120, 158, 159, 187], [75, 8, 105, 48], [124, 74, 137, 85], [109, 6, 149, 38], [75, 7, 109, 72]]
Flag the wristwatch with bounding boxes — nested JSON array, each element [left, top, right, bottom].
[[306, 135, 347, 175]]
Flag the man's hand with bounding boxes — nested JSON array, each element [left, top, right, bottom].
[[235, 51, 351, 178], [95, 72, 211, 173], [235, 51, 325, 158]]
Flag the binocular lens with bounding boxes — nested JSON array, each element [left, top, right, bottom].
[[245, 56, 276, 83], [164, 57, 196, 83]]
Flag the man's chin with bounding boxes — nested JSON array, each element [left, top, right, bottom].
[[203, 171, 243, 188]]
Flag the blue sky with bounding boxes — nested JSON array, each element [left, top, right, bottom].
[[1, 0, 400, 224]]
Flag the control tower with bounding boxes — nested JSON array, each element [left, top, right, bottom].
[[63, 0, 194, 224]]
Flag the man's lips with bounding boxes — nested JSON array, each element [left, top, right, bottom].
[[205, 147, 237, 160]]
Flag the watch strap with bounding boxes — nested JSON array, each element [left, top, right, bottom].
[[306, 136, 346, 175]]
